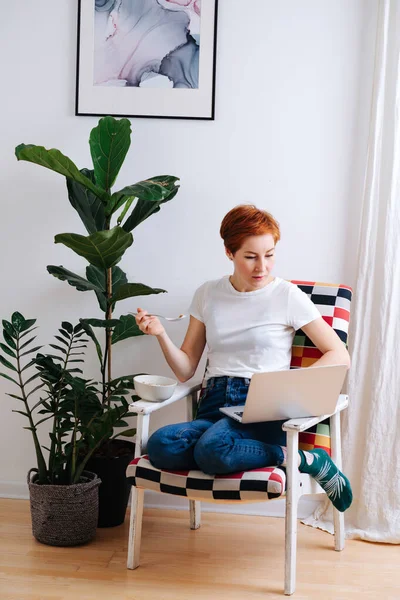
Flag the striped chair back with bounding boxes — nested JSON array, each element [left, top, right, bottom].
[[290, 281, 352, 455]]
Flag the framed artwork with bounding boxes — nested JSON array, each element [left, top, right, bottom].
[[75, 0, 219, 120]]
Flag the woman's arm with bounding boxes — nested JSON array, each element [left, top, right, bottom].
[[136, 309, 206, 382], [301, 317, 351, 368]]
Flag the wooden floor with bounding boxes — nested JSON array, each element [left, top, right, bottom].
[[0, 499, 399, 600]]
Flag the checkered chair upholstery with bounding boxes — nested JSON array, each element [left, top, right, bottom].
[[127, 455, 286, 501], [126, 281, 352, 501]]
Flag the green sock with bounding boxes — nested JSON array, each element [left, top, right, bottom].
[[298, 449, 353, 512]]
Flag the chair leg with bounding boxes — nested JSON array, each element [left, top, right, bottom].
[[330, 411, 345, 551], [284, 430, 299, 596], [127, 487, 145, 569], [189, 500, 201, 530], [333, 508, 345, 551], [186, 391, 201, 530]]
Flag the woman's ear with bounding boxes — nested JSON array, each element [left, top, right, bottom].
[[225, 247, 234, 261]]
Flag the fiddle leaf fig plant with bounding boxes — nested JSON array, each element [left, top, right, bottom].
[[14, 116, 180, 445]]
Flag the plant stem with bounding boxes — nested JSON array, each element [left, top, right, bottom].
[[16, 334, 48, 483], [105, 209, 112, 404], [106, 267, 112, 395], [71, 395, 79, 482], [73, 428, 109, 484], [101, 340, 108, 404], [49, 333, 74, 482]]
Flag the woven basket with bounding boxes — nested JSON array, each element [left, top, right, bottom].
[[28, 469, 101, 546]]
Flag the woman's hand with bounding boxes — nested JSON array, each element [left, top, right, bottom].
[[135, 307, 166, 337], [134, 312, 206, 383]]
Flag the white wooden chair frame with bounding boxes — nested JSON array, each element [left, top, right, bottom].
[[127, 382, 348, 596]]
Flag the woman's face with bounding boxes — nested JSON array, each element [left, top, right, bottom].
[[226, 234, 276, 292]]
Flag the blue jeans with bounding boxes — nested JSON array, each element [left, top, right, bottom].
[[147, 376, 286, 475]]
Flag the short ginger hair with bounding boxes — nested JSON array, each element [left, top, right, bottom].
[[220, 205, 281, 254]]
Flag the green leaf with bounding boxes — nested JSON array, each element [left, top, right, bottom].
[[110, 283, 166, 304], [0, 355, 17, 371], [35, 417, 53, 428], [2, 320, 17, 340], [79, 321, 103, 364], [107, 374, 136, 390], [20, 345, 42, 357], [6, 393, 24, 401], [9, 316, 37, 335], [109, 175, 179, 220], [61, 322, 73, 334], [111, 314, 145, 345], [11, 312, 25, 332], [86, 264, 128, 312], [12, 410, 30, 418], [15, 144, 108, 203], [124, 194, 164, 232], [49, 344, 67, 355], [55, 227, 133, 269], [113, 419, 129, 427], [26, 384, 45, 399], [0, 343, 16, 358], [67, 168, 106, 234], [20, 319, 37, 332], [0, 372, 19, 385], [54, 336, 69, 346], [20, 336, 36, 350], [117, 428, 136, 438], [47, 265, 105, 293], [21, 359, 36, 372], [20, 326, 38, 339], [24, 372, 41, 385], [117, 195, 135, 226], [80, 318, 120, 328], [2, 333, 16, 350], [89, 116, 131, 191]]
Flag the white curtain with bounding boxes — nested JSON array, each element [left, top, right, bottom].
[[305, 0, 400, 542]]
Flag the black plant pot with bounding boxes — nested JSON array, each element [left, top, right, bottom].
[[86, 439, 135, 528]]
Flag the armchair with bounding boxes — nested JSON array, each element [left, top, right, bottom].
[[125, 281, 352, 595]]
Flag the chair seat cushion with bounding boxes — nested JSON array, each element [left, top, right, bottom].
[[126, 455, 286, 501]]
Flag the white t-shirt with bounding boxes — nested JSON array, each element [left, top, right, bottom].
[[189, 276, 321, 380]]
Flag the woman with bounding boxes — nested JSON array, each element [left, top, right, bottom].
[[135, 205, 352, 512]]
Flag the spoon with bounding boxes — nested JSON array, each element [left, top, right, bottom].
[[129, 312, 187, 322]]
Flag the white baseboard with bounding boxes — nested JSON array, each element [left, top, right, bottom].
[[0, 481, 323, 520], [0, 481, 29, 499]]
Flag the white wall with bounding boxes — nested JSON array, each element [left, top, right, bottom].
[[0, 0, 377, 515]]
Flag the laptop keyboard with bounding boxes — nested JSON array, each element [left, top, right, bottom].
[[234, 411, 244, 417]]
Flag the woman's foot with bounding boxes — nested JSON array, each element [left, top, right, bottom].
[[299, 449, 353, 512]]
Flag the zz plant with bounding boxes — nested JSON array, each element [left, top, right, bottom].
[[0, 313, 135, 484], [13, 116, 179, 441]]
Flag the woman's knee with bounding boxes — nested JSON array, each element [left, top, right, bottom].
[[147, 421, 209, 470], [147, 426, 175, 467], [194, 430, 235, 475]]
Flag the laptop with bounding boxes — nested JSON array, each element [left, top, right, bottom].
[[219, 364, 347, 423]]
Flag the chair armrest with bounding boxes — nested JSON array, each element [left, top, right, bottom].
[[129, 380, 202, 415], [282, 394, 348, 432]]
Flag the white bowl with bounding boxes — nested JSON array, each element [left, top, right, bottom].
[[133, 375, 177, 402]]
